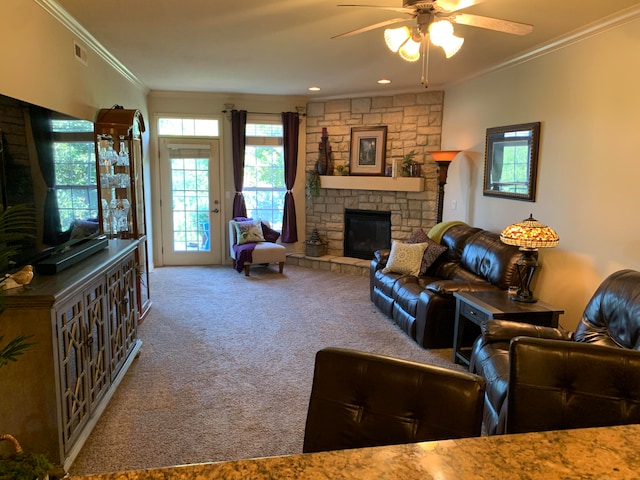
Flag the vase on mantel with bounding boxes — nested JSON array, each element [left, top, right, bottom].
[[316, 128, 333, 175]]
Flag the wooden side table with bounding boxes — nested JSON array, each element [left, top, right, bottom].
[[453, 290, 564, 367]]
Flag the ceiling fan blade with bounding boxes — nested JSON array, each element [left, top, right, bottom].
[[337, 4, 414, 14], [435, 0, 485, 13], [332, 17, 410, 39], [451, 13, 534, 35]]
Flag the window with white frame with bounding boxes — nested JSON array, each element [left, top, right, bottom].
[[243, 118, 285, 231], [158, 117, 219, 137], [52, 118, 98, 229]]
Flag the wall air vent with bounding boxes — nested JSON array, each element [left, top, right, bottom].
[[74, 40, 88, 65]]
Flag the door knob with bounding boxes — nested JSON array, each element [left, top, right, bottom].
[[211, 209, 220, 213]]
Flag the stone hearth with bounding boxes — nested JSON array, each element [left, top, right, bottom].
[[286, 253, 370, 276]]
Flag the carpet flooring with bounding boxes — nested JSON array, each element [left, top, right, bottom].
[[68, 264, 459, 476]]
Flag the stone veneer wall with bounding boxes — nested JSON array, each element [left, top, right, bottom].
[[305, 92, 445, 256]]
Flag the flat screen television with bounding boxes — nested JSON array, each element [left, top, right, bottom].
[[0, 92, 106, 273]]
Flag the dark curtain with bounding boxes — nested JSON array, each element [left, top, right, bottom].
[[29, 105, 61, 244], [281, 112, 299, 243], [231, 109, 248, 218]]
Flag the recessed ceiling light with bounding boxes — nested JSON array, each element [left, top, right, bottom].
[[308, 86, 321, 91], [378, 78, 391, 84]]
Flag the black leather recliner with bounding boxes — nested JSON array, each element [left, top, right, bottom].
[[303, 347, 485, 453], [470, 269, 640, 435]]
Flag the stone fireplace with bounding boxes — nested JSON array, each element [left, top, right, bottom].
[[344, 209, 391, 260], [304, 92, 445, 258]]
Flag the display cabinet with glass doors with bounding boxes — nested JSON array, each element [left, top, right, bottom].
[[95, 106, 151, 319]]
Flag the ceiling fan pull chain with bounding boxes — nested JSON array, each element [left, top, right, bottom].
[[421, 37, 430, 88]]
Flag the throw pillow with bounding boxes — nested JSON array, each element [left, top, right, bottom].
[[406, 229, 448, 275], [261, 222, 281, 243], [382, 240, 428, 277], [420, 238, 448, 275], [407, 228, 429, 244], [234, 219, 265, 245]]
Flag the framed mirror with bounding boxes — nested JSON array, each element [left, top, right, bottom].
[[483, 122, 540, 202]]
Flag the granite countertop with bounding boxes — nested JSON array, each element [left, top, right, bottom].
[[70, 424, 640, 479]]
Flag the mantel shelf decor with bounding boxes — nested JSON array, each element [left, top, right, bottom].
[[320, 175, 424, 192], [316, 127, 333, 175]]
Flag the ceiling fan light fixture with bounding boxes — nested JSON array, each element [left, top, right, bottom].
[[398, 37, 421, 62], [384, 26, 411, 53], [441, 34, 464, 58], [428, 19, 454, 47]]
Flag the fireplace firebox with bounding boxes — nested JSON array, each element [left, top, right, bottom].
[[344, 209, 391, 260]]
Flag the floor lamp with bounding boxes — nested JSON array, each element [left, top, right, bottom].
[[431, 151, 460, 224]]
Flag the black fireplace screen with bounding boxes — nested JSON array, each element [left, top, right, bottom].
[[344, 209, 391, 260]]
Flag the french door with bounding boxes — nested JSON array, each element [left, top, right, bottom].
[[159, 138, 222, 265]]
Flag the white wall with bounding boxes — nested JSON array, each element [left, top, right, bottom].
[[441, 16, 640, 329], [1, 0, 152, 261], [147, 91, 308, 267], [1, 1, 147, 125]]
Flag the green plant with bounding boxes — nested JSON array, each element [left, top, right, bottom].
[[401, 150, 418, 176], [335, 164, 349, 176], [0, 208, 49, 480], [0, 205, 36, 360], [306, 170, 321, 199], [0, 453, 52, 480], [0, 205, 36, 274], [0, 335, 34, 370]]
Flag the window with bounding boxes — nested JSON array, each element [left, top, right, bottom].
[[158, 117, 219, 137], [243, 120, 285, 231], [52, 118, 98, 229]]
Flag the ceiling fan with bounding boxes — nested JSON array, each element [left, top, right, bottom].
[[332, 0, 534, 86]]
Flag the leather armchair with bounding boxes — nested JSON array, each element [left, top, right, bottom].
[[303, 347, 485, 453], [506, 336, 640, 434], [470, 269, 640, 435]]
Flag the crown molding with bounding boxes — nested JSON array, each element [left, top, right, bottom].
[[451, 5, 640, 88], [35, 0, 148, 93]]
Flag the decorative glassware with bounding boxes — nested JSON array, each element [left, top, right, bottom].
[[117, 136, 129, 166], [111, 198, 131, 233]]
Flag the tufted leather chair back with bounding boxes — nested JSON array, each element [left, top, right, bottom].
[[303, 347, 485, 453], [574, 269, 640, 349], [506, 336, 640, 434]]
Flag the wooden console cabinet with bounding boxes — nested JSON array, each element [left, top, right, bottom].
[[0, 240, 142, 472]]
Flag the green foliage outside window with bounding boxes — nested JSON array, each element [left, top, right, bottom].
[[52, 119, 98, 230], [499, 144, 529, 194], [244, 122, 286, 231]]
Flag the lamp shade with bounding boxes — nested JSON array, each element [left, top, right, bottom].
[[430, 150, 460, 161], [384, 27, 411, 52], [500, 215, 559, 249], [441, 34, 464, 58], [398, 37, 421, 62], [428, 20, 454, 47]]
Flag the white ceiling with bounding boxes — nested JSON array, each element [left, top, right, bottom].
[[54, 0, 640, 98]]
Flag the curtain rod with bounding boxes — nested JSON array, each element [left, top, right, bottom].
[[221, 109, 306, 116]]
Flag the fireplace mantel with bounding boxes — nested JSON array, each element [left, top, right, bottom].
[[319, 175, 425, 192]]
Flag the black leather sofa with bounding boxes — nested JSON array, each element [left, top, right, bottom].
[[470, 269, 640, 435], [370, 224, 523, 348]]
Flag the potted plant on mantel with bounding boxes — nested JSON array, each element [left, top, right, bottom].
[[401, 150, 423, 177], [0, 205, 53, 479]]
